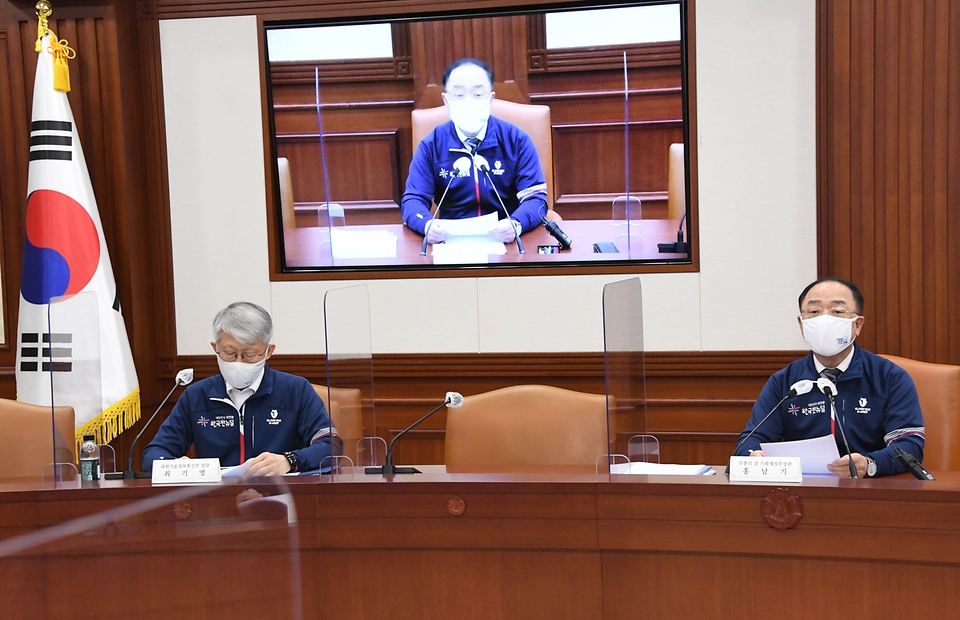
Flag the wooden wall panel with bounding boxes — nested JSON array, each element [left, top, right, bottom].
[[0, 29, 19, 367], [276, 131, 401, 206], [409, 15, 528, 107], [818, 0, 960, 364], [553, 121, 683, 219]]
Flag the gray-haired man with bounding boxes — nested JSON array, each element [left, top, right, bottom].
[[143, 302, 339, 475]]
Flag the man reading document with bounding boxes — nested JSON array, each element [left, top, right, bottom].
[[401, 58, 548, 244], [735, 278, 924, 477], [142, 302, 340, 475]]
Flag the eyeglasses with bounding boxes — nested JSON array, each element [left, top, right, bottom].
[[801, 307, 858, 319], [215, 349, 267, 363], [444, 90, 491, 102]]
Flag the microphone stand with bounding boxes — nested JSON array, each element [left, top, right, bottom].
[[104, 377, 188, 480], [824, 390, 858, 478], [894, 445, 935, 480], [724, 388, 797, 476], [540, 208, 572, 250], [479, 164, 524, 254], [421, 170, 460, 256], [365, 395, 454, 475]]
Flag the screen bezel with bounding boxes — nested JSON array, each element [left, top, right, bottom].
[[261, 0, 697, 281]]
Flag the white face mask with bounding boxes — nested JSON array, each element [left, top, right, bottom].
[[447, 97, 491, 136], [217, 357, 266, 390], [801, 314, 859, 357]]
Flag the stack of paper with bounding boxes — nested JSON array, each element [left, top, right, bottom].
[[610, 462, 714, 475], [330, 228, 398, 259]]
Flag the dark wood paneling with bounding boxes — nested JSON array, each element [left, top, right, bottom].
[[0, 29, 20, 362], [276, 130, 401, 205], [553, 121, 683, 210], [409, 15, 528, 107], [269, 57, 411, 85], [818, 0, 960, 364]]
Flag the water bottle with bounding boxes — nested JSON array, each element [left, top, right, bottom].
[[80, 434, 100, 482]]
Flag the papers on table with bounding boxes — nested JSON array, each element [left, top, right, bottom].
[[330, 228, 398, 259], [221, 459, 252, 478], [221, 458, 304, 478], [610, 462, 714, 476], [431, 213, 507, 263], [436, 212, 500, 236], [760, 434, 842, 475]]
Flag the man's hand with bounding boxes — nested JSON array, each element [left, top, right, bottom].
[[425, 221, 448, 244], [747, 450, 766, 457], [245, 452, 291, 477], [827, 453, 867, 477], [490, 220, 518, 242]]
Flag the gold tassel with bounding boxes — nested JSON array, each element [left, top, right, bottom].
[[35, 1, 76, 93], [49, 37, 74, 92], [74, 387, 142, 456]]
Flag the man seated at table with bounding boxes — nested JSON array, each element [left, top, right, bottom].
[[401, 57, 548, 245], [142, 302, 339, 475], [735, 278, 924, 477]]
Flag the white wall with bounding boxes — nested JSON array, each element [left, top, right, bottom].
[[160, 0, 817, 356]]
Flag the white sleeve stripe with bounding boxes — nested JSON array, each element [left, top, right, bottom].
[[517, 183, 547, 201], [310, 427, 337, 444], [884, 427, 925, 444]]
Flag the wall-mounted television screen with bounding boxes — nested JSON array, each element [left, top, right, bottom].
[[264, 0, 692, 275]]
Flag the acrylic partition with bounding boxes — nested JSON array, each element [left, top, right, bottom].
[[0, 479, 305, 618], [601, 278, 649, 472], [2, 292, 102, 484], [322, 284, 383, 470]]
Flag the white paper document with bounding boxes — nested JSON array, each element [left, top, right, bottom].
[[428, 214, 509, 263], [329, 228, 398, 259], [760, 434, 842, 475], [436, 212, 500, 236], [221, 458, 302, 478], [610, 462, 714, 476], [221, 459, 252, 478]]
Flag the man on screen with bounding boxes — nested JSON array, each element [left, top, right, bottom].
[[401, 58, 548, 244], [142, 302, 339, 475], [735, 278, 924, 477]]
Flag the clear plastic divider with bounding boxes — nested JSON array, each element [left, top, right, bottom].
[[0, 479, 304, 617], [628, 434, 660, 463], [323, 284, 379, 469], [7, 292, 102, 484], [601, 278, 649, 474]]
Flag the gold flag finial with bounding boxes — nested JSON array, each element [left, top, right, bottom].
[[34, 1, 75, 93], [35, 1, 52, 49]]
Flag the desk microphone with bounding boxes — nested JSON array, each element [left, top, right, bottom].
[[421, 160, 469, 256], [894, 445, 935, 480], [816, 377, 858, 478], [104, 368, 194, 480], [725, 379, 814, 476], [365, 392, 463, 475], [540, 208, 572, 250], [658, 211, 688, 254], [477, 162, 524, 254]]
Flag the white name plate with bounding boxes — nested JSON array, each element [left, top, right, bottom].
[[728, 456, 802, 484], [152, 458, 222, 484]]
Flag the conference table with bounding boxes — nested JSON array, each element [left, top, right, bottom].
[[282, 219, 688, 268], [1, 466, 957, 619]]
